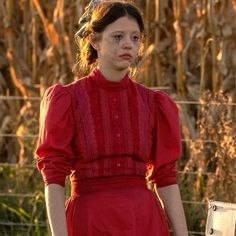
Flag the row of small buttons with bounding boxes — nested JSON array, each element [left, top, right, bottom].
[[112, 95, 121, 167], [112, 96, 121, 139]]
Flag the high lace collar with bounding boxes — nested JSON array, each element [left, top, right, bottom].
[[90, 68, 130, 90]]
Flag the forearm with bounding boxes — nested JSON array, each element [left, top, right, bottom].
[[45, 184, 68, 236], [155, 184, 188, 236]]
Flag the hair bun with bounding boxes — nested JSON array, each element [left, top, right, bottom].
[[76, 0, 103, 38], [79, 0, 103, 24]]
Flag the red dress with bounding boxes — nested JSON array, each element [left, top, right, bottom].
[[36, 68, 181, 236]]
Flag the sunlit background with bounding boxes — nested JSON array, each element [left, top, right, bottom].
[[0, 0, 236, 235]]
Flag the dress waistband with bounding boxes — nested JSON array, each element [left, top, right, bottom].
[[70, 175, 147, 196]]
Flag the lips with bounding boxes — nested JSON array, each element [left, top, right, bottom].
[[119, 53, 132, 60]]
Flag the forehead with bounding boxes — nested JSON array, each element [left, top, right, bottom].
[[103, 16, 140, 33]]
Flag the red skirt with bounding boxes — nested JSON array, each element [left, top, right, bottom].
[[65, 176, 170, 236]]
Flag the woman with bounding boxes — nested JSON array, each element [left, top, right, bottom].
[[36, 1, 188, 236]]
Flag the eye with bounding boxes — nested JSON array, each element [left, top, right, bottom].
[[131, 35, 140, 42], [112, 34, 123, 41]]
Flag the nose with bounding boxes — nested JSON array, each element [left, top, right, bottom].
[[122, 36, 132, 50]]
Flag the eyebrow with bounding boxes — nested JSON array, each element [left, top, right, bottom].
[[111, 30, 141, 34]]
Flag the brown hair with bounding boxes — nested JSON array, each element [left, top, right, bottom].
[[73, 1, 144, 76]]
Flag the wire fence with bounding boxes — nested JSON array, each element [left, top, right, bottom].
[[1, 94, 236, 105], [1, 94, 235, 235], [0, 132, 220, 144]]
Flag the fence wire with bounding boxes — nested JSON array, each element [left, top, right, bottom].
[[0, 132, 220, 145], [1, 162, 236, 178], [1, 94, 236, 106]]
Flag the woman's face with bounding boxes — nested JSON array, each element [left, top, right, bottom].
[[94, 16, 141, 72]]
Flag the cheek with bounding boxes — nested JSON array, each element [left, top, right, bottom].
[[101, 40, 117, 53], [104, 45, 118, 57]]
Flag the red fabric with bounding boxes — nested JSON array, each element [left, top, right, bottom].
[[147, 91, 182, 187], [36, 85, 75, 186], [36, 68, 181, 187], [65, 176, 170, 236], [36, 68, 182, 235]]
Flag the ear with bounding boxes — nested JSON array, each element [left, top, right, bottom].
[[89, 33, 100, 51]]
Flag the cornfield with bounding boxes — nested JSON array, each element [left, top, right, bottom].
[[0, 0, 235, 235]]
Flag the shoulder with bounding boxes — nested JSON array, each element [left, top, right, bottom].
[[41, 82, 79, 111], [129, 79, 154, 102], [67, 75, 92, 93], [152, 90, 179, 122], [130, 79, 174, 100], [43, 83, 64, 95], [153, 90, 177, 106], [129, 80, 177, 109], [129, 79, 177, 108], [42, 84, 70, 104], [130, 79, 152, 92], [142, 89, 178, 119], [40, 84, 75, 126], [42, 74, 89, 100]]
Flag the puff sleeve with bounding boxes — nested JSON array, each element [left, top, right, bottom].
[[147, 91, 182, 188], [35, 84, 76, 187]]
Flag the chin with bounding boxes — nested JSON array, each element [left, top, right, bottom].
[[115, 62, 132, 71]]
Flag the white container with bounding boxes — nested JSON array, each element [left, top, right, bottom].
[[205, 200, 236, 236]]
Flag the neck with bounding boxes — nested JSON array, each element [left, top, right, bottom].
[[97, 65, 128, 82]]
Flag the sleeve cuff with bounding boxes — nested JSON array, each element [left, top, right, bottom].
[[43, 179, 66, 188], [41, 169, 66, 187], [154, 177, 177, 188]]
